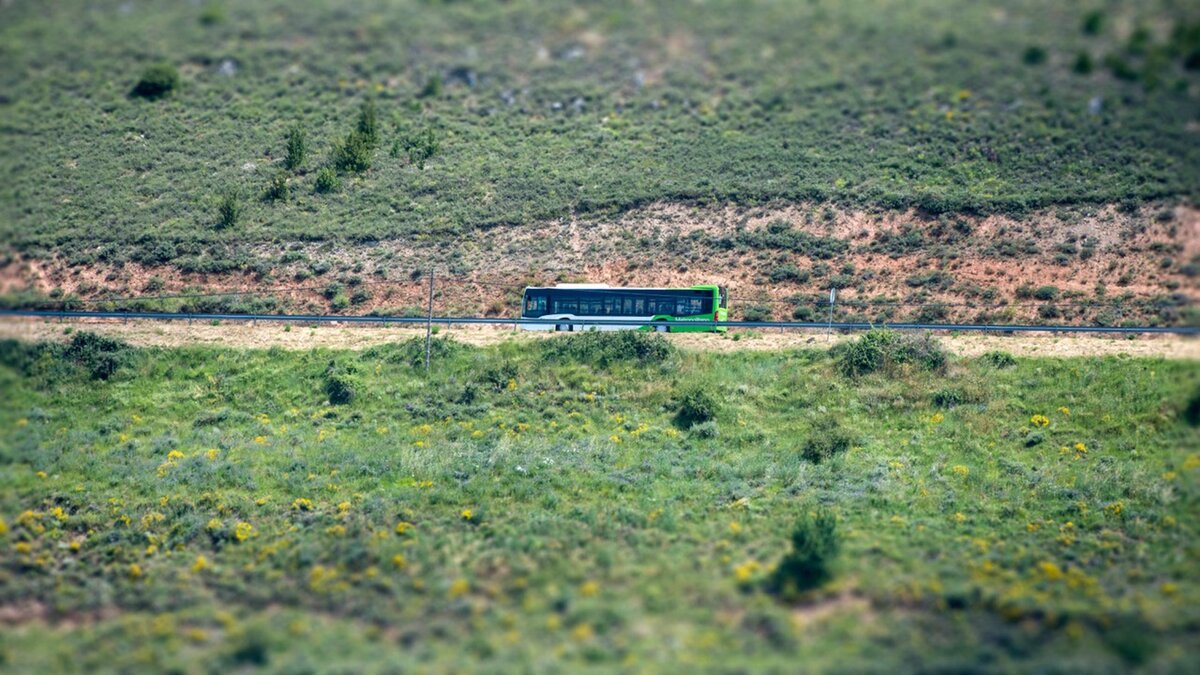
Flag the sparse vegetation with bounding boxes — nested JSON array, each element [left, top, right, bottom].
[[0, 336, 1196, 671]]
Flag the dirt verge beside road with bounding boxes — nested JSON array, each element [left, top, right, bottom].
[[1, 318, 1196, 360]]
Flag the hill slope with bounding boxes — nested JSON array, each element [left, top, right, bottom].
[[1, 0, 1199, 261]]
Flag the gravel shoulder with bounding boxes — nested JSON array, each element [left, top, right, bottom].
[[1, 318, 1197, 360]]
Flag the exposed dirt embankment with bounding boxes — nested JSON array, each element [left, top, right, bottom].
[[1, 318, 1196, 360], [2, 202, 1196, 325]]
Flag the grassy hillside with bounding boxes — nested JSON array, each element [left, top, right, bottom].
[[1, 331, 1198, 671], [1, 0, 1199, 263]]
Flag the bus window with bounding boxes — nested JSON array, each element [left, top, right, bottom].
[[555, 295, 577, 313], [718, 286, 728, 309], [524, 293, 547, 316]]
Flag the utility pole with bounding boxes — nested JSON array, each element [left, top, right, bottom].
[[827, 287, 836, 340], [424, 268, 435, 373]]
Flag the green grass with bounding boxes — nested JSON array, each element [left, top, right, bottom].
[[1, 1, 1198, 263], [1, 332, 1198, 671]]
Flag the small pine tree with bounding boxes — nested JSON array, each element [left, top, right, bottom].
[[356, 99, 378, 148], [420, 74, 443, 98], [333, 130, 372, 174], [314, 166, 340, 193], [284, 126, 306, 170], [264, 172, 289, 202], [216, 190, 240, 229]]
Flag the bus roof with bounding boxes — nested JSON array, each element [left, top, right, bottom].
[[524, 284, 719, 292]]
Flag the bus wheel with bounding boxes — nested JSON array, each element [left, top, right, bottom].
[[557, 322, 571, 332], [655, 323, 670, 333]]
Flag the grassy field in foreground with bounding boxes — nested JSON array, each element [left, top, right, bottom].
[[0, 331, 1198, 672], [2, 0, 1199, 263]]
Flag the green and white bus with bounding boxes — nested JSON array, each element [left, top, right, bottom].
[[521, 284, 728, 332]]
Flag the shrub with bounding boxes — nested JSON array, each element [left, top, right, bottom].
[[394, 127, 441, 169], [689, 420, 720, 439], [363, 336, 470, 368], [914, 302, 948, 323], [63, 331, 129, 380], [323, 361, 356, 405], [264, 172, 289, 202], [832, 329, 947, 377], [931, 386, 985, 409], [1033, 285, 1060, 301], [1023, 46, 1047, 65], [541, 331, 675, 368], [479, 362, 518, 391], [768, 264, 808, 283], [800, 418, 854, 463], [765, 510, 839, 599], [216, 191, 240, 230], [742, 305, 772, 322], [980, 351, 1017, 368], [1073, 52, 1094, 74], [314, 167, 340, 193], [333, 130, 373, 174], [130, 63, 180, 99], [284, 126, 306, 170], [792, 305, 816, 321], [676, 386, 719, 427], [1184, 387, 1200, 427], [1082, 10, 1104, 36], [419, 75, 443, 98]]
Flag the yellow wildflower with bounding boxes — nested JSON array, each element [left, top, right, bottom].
[[15, 541, 32, 554], [954, 512, 966, 523], [729, 521, 742, 535], [448, 578, 469, 598], [929, 412, 945, 425], [36, 471, 47, 479], [337, 501, 351, 514], [733, 560, 761, 582], [167, 450, 185, 460], [50, 507, 68, 522], [580, 581, 599, 598], [234, 522, 253, 542], [395, 522, 413, 536], [205, 448, 219, 461], [192, 555, 208, 573], [1030, 414, 1049, 428], [1039, 561, 1064, 581], [1057, 406, 1070, 416], [128, 563, 143, 579], [325, 524, 346, 537], [254, 436, 266, 444], [392, 554, 406, 569], [292, 498, 313, 511], [951, 465, 969, 477], [571, 623, 594, 641], [206, 518, 223, 531], [0, 517, 8, 536], [460, 509, 473, 521]]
